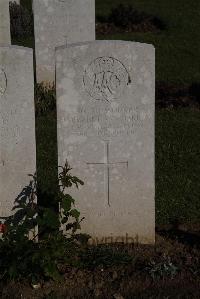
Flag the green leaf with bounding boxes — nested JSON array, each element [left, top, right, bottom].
[[65, 223, 75, 231], [71, 177, 84, 188], [35, 215, 44, 226], [61, 197, 71, 212], [44, 262, 62, 281], [70, 209, 80, 219], [43, 209, 60, 229]]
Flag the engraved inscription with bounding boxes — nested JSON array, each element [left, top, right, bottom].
[[0, 68, 7, 95], [87, 140, 128, 206], [0, 108, 21, 140], [83, 57, 131, 102], [57, 0, 73, 6], [66, 105, 143, 138]]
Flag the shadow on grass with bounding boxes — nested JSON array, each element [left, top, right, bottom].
[[157, 225, 200, 248]]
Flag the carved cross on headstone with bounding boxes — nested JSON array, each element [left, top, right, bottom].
[[87, 140, 128, 207], [63, 35, 68, 47]]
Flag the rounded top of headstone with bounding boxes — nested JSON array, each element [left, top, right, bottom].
[[55, 40, 155, 52]]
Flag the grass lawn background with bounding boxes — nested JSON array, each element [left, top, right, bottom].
[[96, 0, 200, 85], [16, 0, 200, 226]]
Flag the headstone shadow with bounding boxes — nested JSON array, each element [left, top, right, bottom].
[[0, 174, 37, 234], [157, 225, 200, 248]]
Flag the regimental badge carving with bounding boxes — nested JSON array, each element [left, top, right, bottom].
[[0, 69, 7, 96], [83, 57, 131, 102]]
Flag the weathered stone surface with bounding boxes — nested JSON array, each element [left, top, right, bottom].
[[0, 46, 36, 220], [56, 40, 155, 244], [10, 1, 20, 4], [33, 0, 95, 83], [0, 0, 11, 45]]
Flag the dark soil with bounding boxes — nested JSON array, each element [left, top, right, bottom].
[[1, 229, 200, 299]]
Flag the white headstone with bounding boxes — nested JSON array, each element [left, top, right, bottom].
[[10, 1, 20, 4], [0, 0, 11, 45], [56, 40, 155, 245], [33, 0, 95, 83], [0, 46, 36, 222]]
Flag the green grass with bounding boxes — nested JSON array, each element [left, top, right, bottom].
[[96, 0, 200, 85], [156, 108, 200, 224]]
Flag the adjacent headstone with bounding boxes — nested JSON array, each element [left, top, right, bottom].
[[33, 0, 95, 83], [0, 0, 11, 45], [10, 1, 20, 4], [56, 40, 155, 244], [0, 46, 36, 222]]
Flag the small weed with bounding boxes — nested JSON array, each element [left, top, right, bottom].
[[0, 162, 84, 282], [146, 254, 178, 280]]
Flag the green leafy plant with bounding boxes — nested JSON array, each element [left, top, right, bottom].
[[0, 162, 84, 282], [146, 254, 178, 280]]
